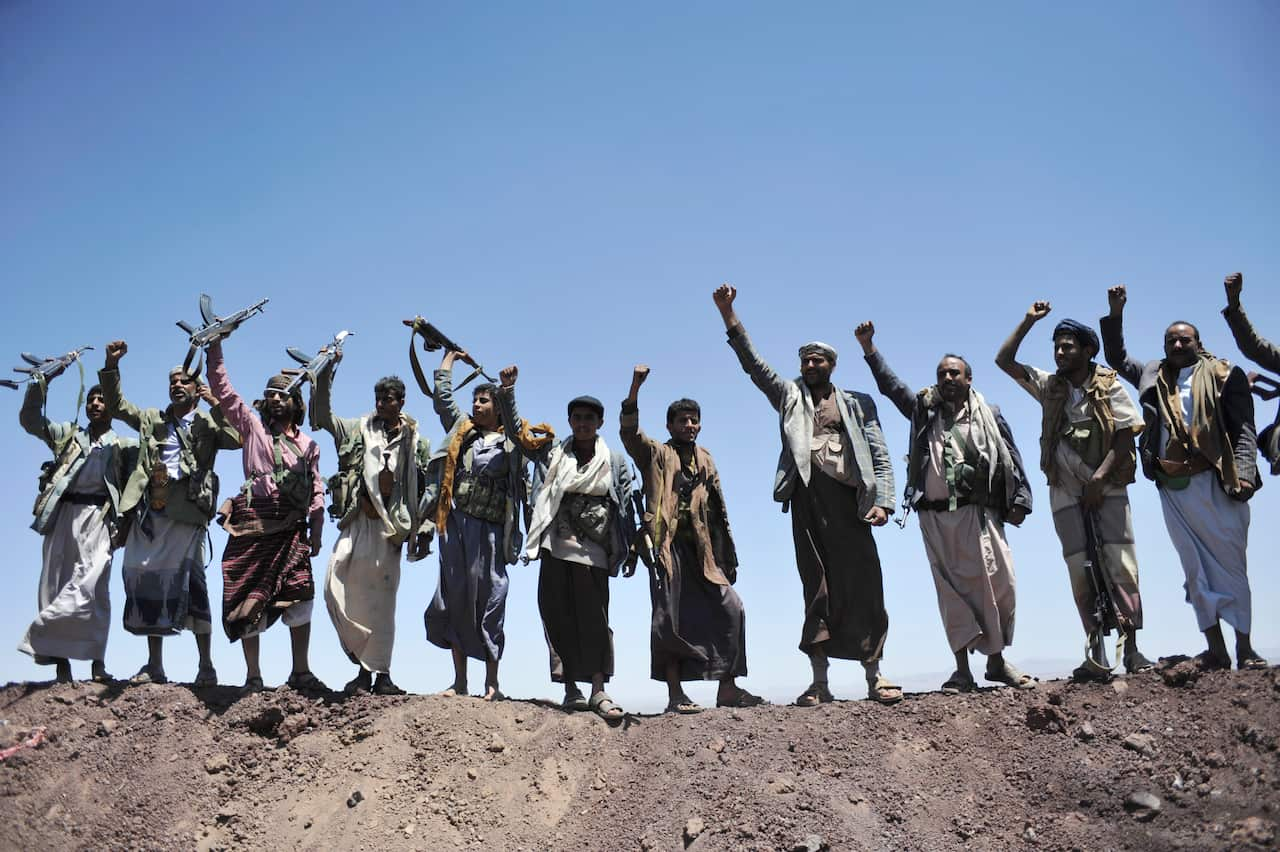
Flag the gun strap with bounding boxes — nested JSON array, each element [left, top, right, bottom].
[[72, 354, 86, 428], [407, 324, 434, 399]]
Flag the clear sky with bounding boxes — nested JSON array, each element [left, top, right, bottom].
[[2, 3, 1277, 711]]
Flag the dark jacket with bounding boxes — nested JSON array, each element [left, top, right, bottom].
[[864, 350, 1032, 522], [1100, 314, 1259, 491]]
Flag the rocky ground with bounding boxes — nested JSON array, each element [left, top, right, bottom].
[[0, 659, 1277, 851]]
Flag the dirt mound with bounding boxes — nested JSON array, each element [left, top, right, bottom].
[[1, 664, 1277, 851]]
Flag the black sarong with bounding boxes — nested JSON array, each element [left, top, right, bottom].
[[650, 529, 747, 681], [790, 469, 888, 662], [537, 554, 613, 684]]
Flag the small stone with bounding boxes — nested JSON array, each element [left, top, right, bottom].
[[466, 767, 478, 780], [639, 837, 657, 851], [347, 790, 364, 808], [204, 754, 231, 774], [1123, 791, 1162, 821], [1111, 680, 1129, 694], [708, 738, 726, 754], [488, 734, 507, 753], [792, 834, 825, 851], [216, 803, 239, 823], [1022, 824, 1037, 841], [683, 817, 705, 845], [95, 719, 119, 737], [403, 822, 416, 837], [770, 777, 796, 795], [1205, 751, 1226, 768], [1076, 721, 1096, 741], [1122, 733, 1156, 755]]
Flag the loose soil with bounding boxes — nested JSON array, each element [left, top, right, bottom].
[[0, 661, 1277, 851]]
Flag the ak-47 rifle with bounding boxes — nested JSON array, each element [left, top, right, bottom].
[[1250, 373, 1280, 468], [402, 316, 496, 398], [176, 294, 269, 373], [622, 488, 656, 578], [0, 346, 94, 390], [283, 330, 354, 394], [1081, 508, 1120, 674]]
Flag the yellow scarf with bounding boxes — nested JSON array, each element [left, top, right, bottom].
[[436, 417, 555, 534]]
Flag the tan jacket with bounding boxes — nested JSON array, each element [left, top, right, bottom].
[[619, 403, 738, 586]]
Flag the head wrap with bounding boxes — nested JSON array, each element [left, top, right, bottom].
[[798, 341, 838, 364], [1052, 319, 1100, 355], [264, 373, 293, 394], [566, 395, 605, 419], [169, 365, 198, 381]]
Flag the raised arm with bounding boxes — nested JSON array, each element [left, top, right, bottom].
[[204, 339, 257, 438], [98, 340, 145, 431], [1098, 285, 1145, 388], [495, 364, 551, 466], [855, 321, 915, 420], [1223, 366, 1259, 494], [618, 364, 658, 469], [432, 350, 467, 431], [1222, 272, 1280, 374], [308, 359, 356, 445], [714, 283, 788, 411], [19, 380, 74, 450], [995, 301, 1052, 382]]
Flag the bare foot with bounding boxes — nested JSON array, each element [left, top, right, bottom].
[[440, 682, 467, 697], [482, 684, 504, 701]]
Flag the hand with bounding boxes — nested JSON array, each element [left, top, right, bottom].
[[1225, 272, 1243, 309], [864, 506, 889, 526], [500, 365, 518, 388], [1235, 480, 1255, 499], [104, 340, 128, 368], [622, 557, 637, 578], [1107, 285, 1127, 316], [1027, 301, 1052, 322], [854, 321, 875, 353], [713, 283, 737, 312], [1005, 505, 1027, 526], [631, 365, 650, 387], [309, 538, 322, 557], [1082, 478, 1106, 511]]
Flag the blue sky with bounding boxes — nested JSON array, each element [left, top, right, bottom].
[[2, 3, 1277, 710]]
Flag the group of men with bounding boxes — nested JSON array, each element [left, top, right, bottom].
[[14, 274, 1273, 716]]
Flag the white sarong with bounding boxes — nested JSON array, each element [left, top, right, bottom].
[[325, 513, 401, 672], [1159, 470, 1251, 633]]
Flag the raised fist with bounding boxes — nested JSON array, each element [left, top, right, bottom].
[[631, 365, 650, 385], [713, 283, 737, 311], [1107, 285, 1127, 315], [854, 321, 875, 350], [499, 365, 518, 388], [1027, 301, 1052, 321], [1224, 272, 1243, 308], [104, 340, 128, 368]]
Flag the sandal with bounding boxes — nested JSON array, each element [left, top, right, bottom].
[[193, 666, 218, 688], [1194, 651, 1232, 672], [716, 689, 767, 709], [372, 675, 406, 696], [794, 682, 834, 707], [285, 671, 329, 694], [129, 666, 168, 686], [561, 690, 590, 712], [665, 695, 705, 715], [1238, 655, 1269, 671], [940, 672, 977, 694], [868, 675, 904, 705], [239, 675, 265, 696], [1071, 660, 1113, 683], [984, 662, 1036, 690], [588, 691, 624, 721], [1123, 651, 1156, 675]]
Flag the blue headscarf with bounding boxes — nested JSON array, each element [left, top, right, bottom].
[[1052, 319, 1100, 356]]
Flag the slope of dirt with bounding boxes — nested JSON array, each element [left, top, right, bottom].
[[0, 662, 1277, 851]]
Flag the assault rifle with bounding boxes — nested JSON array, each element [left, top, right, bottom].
[[1250, 373, 1280, 469], [0, 346, 94, 390], [402, 316, 496, 398], [1081, 508, 1119, 673], [622, 488, 656, 578], [283, 330, 354, 394], [176, 294, 269, 372]]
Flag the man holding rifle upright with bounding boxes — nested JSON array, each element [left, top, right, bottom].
[[996, 302, 1153, 682]]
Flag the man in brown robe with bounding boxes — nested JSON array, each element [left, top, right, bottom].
[[619, 365, 764, 713]]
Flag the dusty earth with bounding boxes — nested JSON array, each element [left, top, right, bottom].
[[0, 660, 1277, 851]]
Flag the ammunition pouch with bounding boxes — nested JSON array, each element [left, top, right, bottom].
[[563, 493, 613, 545], [453, 471, 507, 525]]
